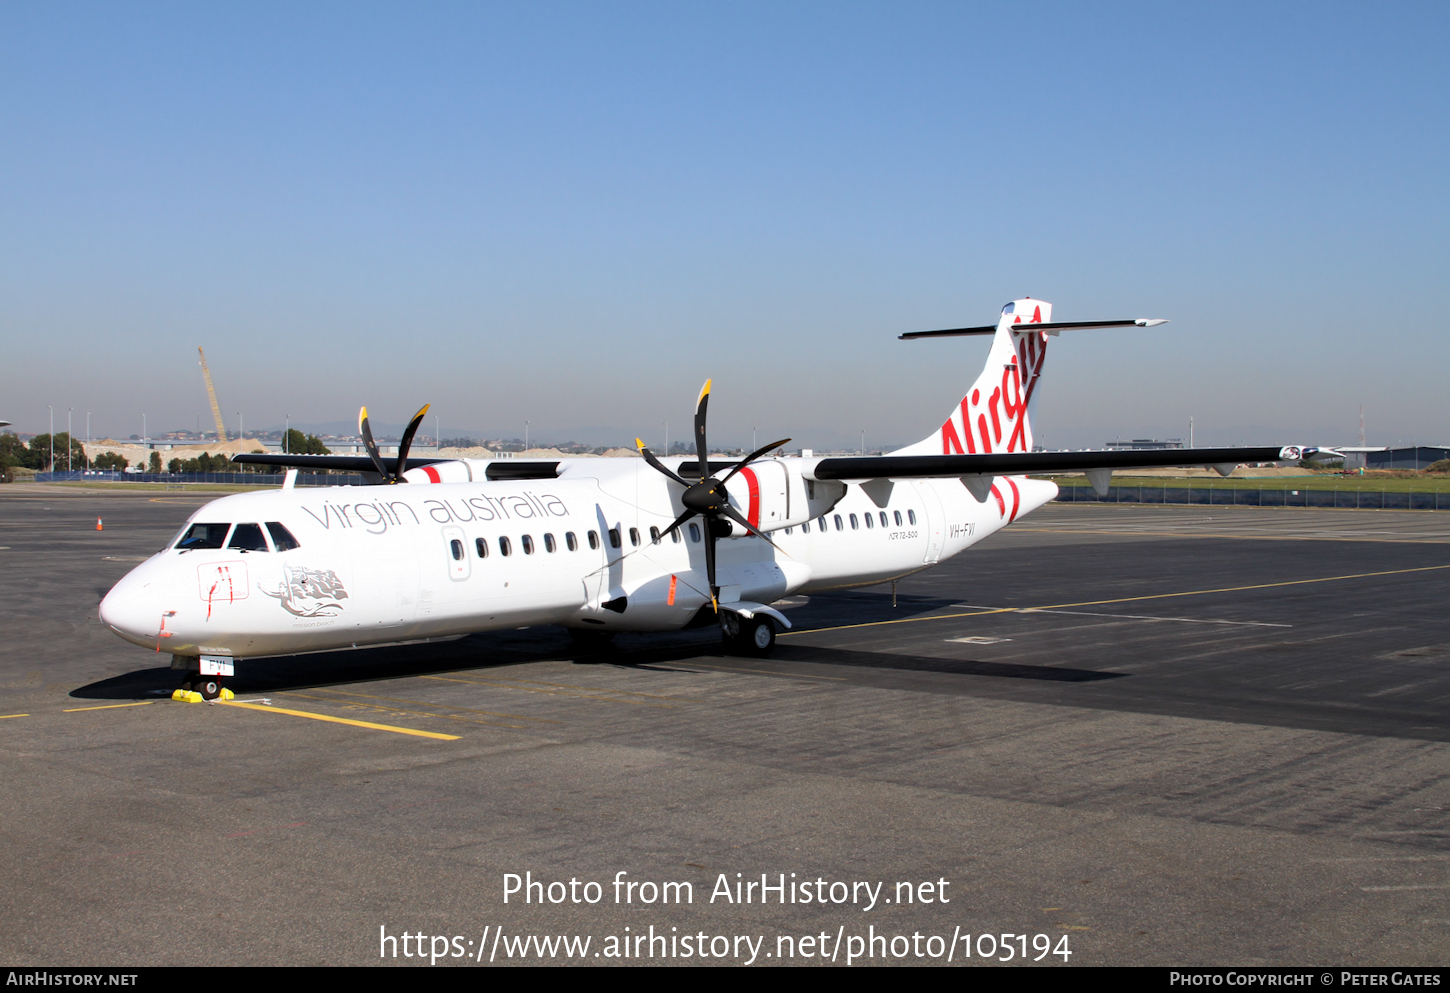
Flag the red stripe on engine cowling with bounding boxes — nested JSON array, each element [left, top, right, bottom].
[[422, 465, 442, 484], [742, 466, 761, 528]]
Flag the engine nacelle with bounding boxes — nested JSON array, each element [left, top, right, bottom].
[[400, 460, 475, 484], [718, 458, 847, 534]]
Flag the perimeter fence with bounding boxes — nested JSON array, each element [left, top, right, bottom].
[[31, 471, 368, 486], [1054, 484, 1447, 511]]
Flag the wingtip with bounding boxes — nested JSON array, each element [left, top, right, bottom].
[[698, 379, 712, 403], [635, 437, 646, 450]]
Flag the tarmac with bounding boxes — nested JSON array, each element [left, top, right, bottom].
[[2, 486, 1449, 966]]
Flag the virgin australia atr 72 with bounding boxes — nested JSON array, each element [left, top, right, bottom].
[[98, 299, 1333, 699]]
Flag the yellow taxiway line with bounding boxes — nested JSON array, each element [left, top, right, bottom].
[[784, 563, 1450, 637], [0, 714, 29, 720], [64, 701, 154, 712], [220, 700, 460, 740]]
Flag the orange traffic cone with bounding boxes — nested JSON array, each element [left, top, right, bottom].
[[96, 518, 103, 531]]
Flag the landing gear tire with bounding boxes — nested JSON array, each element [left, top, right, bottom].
[[724, 616, 775, 657], [196, 677, 222, 701], [743, 616, 776, 657]]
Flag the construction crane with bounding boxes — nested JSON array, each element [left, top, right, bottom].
[[197, 347, 229, 442]]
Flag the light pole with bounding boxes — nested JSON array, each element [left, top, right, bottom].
[[238, 412, 243, 441], [48, 406, 53, 472], [142, 414, 147, 446], [284, 415, 289, 453], [86, 412, 90, 448], [525, 420, 529, 452], [67, 408, 72, 471]]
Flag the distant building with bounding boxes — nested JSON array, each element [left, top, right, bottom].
[[1104, 439, 1185, 451], [1339, 446, 1450, 470]]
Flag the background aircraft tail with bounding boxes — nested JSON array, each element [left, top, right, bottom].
[[893, 298, 1052, 457]]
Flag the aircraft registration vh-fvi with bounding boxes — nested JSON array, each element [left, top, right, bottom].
[[99, 299, 1336, 700]]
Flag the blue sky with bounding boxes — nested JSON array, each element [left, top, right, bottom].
[[2, 2, 1446, 449]]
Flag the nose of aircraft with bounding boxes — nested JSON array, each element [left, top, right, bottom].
[[99, 568, 163, 648]]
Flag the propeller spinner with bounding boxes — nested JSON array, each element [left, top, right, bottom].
[[360, 403, 431, 483], [636, 379, 789, 611]]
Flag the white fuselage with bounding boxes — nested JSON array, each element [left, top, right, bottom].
[[98, 456, 1056, 660]]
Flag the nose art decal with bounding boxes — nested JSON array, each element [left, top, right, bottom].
[[261, 564, 350, 617]]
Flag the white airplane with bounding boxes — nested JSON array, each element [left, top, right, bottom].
[[98, 298, 1333, 700]]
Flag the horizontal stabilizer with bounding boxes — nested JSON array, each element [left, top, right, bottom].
[[810, 446, 1329, 481], [900, 319, 1166, 340]]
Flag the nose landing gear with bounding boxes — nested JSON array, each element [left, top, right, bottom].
[[172, 673, 234, 703]]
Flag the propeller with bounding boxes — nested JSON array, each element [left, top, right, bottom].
[[359, 403, 431, 484], [636, 379, 789, 612]]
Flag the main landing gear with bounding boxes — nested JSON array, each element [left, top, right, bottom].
[[720, 612, 776, 657]]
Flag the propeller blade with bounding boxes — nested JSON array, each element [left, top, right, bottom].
[[657, 508, 696, 542], [719, 437, 792, 485], [693, 379, 711, 481], [394, 403, 431, 481], [636, 438, 687, 487], [703, 515, 718, 611], [719, 502, 786, 554], [358, 407, 392, 482]]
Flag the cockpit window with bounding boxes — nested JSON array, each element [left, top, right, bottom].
[[266, 522, 300, 551], [1002, 302, 1015, 314], [227, 523, 270, 552], [176, 523, 231, 550]]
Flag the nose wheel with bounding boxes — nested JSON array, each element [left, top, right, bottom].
[[173, 673, 232, 702]]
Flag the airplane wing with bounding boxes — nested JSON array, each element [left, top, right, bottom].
[[231, 453, 446, 473], [230, 453, 562, 480], [809, 446, 1332, 480]]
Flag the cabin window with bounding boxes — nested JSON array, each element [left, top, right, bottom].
[[894, 511, 902, 526], [802, 521, 810, 533], [649, 526, 661, 543], [784, 527, 792, 535], [521, 534, 534, 555], [588, 530, 600, 550], [176, 523, 231, 550], [670, 527, 680, 544], [908, 509, 917, 525], [688, 523, 701, 543], [879, 511, 888, 528], [499, 536, 512, 556], [228, 522, 270, 551], [863, 513, 873, 529], [608, 528, 621, 549], [544, 533, 556, 553], [475, 537, 489, 558], [834, 514, 843, 531], [266, 522, 300, 550], [849, 514, 859, 530], [817, 516, 827, 533], [449, 539, 465, 561], [566, 531, 578, 551], [629, 527, 640, 547]]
